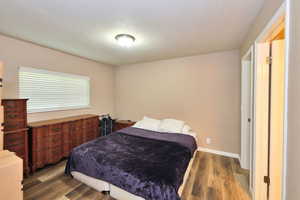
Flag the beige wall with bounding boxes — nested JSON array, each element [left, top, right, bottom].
[[0, 34, 115, 122], [115, 50, 241, 154], [286, 0, 300, 199], [241, 0, 284, 55]]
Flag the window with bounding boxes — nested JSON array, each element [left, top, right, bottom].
[[19, 67, 90, 113]]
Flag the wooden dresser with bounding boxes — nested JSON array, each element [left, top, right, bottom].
[[2, 99, 29, 175], [113, 120, 135, 132], [28, 114, 99, 173]]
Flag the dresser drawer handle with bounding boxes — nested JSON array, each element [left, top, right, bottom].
[[52, 128, 61, 132], [6, 105, 14, 109], [52, 149, 60, 154], [5, 137, 24, 142], [50, 138, 61, 143], [7, 114, 18, 119], [5, 124, 18, 129]]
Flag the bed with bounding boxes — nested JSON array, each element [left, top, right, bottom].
[[65, 125, 197, 200]]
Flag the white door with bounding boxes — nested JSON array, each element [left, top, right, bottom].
[[254, 42, 270, 200], [269, 39, 285, 200], [253, 40, 285, 200]]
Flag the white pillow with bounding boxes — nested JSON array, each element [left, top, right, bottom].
[[182, 125, 192, 133], [158, 119, 185, 133], [142, 116, 158, 122], [132, 116, 161, 131]]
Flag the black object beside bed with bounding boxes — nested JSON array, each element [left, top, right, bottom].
[[65, 127, 197, 200]]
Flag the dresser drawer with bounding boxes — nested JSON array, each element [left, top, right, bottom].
[[32, 127, 49, 151], [92, 117, 99, 127], [47, 134, 62, 148], [62, 123, 72, 142], [86, 132, 96, 141], [62, 142, 72, 157], [33, 127, 49, 138], [73, 132, 83, 147], [4, 143, 25, 158], [47, 146, 62, 163], [82, 127, 97, 143], [4, 119, 27, 131], [2, 100, 26, 112], [82, 127, 87, 142], [48, 124, 62, 136], [75, 120, 83, 130], [33, 147, 62, 168], [83, 119, 93, 129], [32, 150, 47, 169], [69, 122, 76, 132], [4, 131, 26, 147], [4, 112, 26, 120]]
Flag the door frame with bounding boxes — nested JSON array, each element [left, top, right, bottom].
[[240, 46, 254, 169], [252, 2, 290, 200], [241, 46, 254, 174]]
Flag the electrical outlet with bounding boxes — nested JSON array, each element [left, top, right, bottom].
[[206, 137, 211, 144]]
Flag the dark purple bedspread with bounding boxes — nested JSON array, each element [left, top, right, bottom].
[[65, 127, 197, 200]]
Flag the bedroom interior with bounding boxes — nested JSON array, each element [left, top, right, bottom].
[[0, 0, 299, 200]]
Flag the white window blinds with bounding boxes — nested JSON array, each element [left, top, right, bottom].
[[19, 67, 90, 113]]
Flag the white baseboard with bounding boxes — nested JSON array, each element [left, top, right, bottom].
[[197, 147, 240, 160]]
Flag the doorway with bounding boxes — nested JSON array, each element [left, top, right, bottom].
[[241, 46, 254, 191], [252, 4, 287, 200]]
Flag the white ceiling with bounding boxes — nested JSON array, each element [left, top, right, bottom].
[[0, 0, 265, 65]]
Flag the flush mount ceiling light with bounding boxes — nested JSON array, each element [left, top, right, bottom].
[[115, 34, 135, 47]]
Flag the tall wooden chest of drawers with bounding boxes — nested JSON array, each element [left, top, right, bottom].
[[28, 114, 99, 173], [2, 99, 29, 175]]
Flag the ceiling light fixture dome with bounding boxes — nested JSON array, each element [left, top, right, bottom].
[[115, 34, 135, 47]]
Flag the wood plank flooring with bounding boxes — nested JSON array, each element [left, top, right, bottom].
[[24, 151, 251, 200], [181, 152, 251, 200]]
